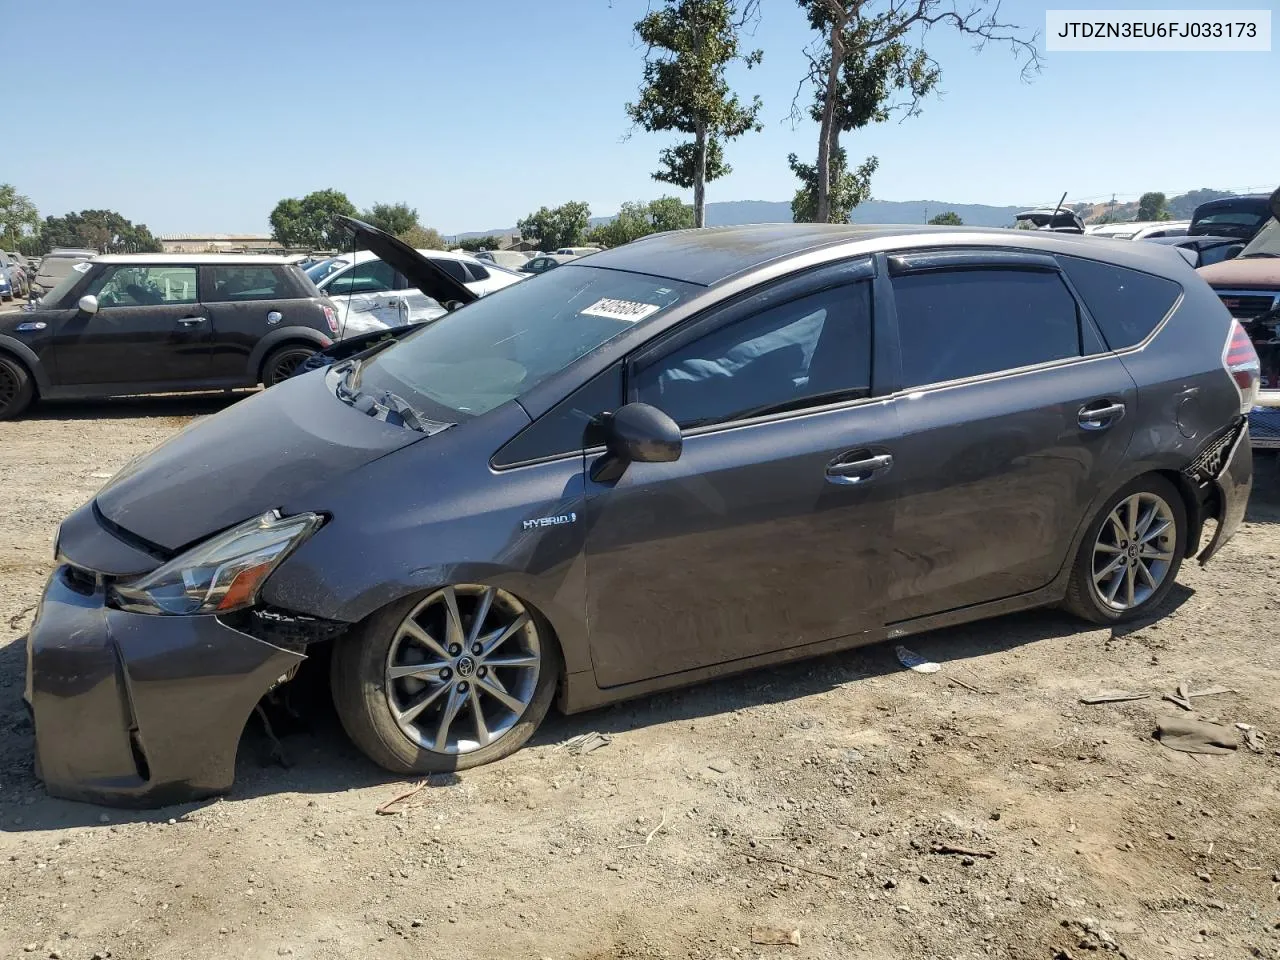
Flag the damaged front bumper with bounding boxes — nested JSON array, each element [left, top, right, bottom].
[[24, 565, 306, 808]]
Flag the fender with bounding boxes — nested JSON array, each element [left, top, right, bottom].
[[0, 333, 52, 392], [245, 326, 332, 381]]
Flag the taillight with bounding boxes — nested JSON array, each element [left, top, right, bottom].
[[1223, 318, 1260, 414], [322, 305, 338, 335]]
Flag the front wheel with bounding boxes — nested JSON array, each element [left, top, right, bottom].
[[1064, 475, 1186, 624], [331, 585, 560, 774], [0, 355, 35, 420]]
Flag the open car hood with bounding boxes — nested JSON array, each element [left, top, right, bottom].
[[1015, 208, 1085, 233], [333, 215, 478, 307]]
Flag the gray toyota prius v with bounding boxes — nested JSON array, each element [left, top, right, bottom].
[[25, 215, 1258, 806]]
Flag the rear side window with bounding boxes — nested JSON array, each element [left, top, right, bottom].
[[1057, 256, 1181, 350], [892, 269, 1080, 388], [430, 258, 468, 283], [207, 266, 288, 302], [463, 262, 490, 282]]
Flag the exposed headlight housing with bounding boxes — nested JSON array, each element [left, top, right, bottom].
[[110, 510, 323, 616]]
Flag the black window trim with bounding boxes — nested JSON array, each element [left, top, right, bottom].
[[624, 256, 880, 437], [882, 246, 1125, 396]]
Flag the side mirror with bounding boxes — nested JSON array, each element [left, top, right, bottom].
[[591, 402, 681, 482], [78, 294, 99, 314]]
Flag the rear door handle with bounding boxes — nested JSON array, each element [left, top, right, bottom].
[[1078, 400, 1126, 430], [177, 316, 205, 326], [826, 452, 893, 485]]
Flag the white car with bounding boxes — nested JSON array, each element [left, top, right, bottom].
[[306, 248, 524, 337], [1084, 220, 1190, 241]]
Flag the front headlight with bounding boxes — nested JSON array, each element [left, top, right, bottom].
[[110, 510, 323, 616]]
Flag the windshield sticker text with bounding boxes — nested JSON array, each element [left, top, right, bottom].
[[523, 512, 578, 531], [580, 298, 662, 323]]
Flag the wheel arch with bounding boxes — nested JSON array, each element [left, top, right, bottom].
[[248, 327, 331, 382], [0, 334, 50, 394]]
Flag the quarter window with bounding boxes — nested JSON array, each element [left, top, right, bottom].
[[326, 260, 396, 295], [463, 262, 490, 283], [429, 258, 469, 284], [1057, 256, 1182, 350], [634, 282, 873, 429], [207, 265, 287, 301], [892, 269, 1080, 388], [87, 265, 198, 306]]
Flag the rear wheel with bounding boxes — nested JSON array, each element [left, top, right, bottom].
[[331, 585, 560, 774], [0, 355, 35, 420], [261, 343, 317, 386], [1064, 475, 1186, 624]]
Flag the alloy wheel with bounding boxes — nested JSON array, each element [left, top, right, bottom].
[[1091, 492, 1177, 611], [384, 585, 541, 755], [267, 349, 313, 385]]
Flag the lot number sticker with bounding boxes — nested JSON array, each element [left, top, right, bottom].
[[580, 298, 662, 323]]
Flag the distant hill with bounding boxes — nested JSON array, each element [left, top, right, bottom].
[[454, 188, 1248, 240]]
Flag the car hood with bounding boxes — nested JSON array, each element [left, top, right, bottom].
[[333, 215, 478, 307], [1198, 258, 1280, 291], [93, 371, 423, 553]]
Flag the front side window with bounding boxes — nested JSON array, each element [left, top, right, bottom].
[[893, 268, 1080, 388], [325, 259, 396, 295], [206, 265, 287, 301], [634, 283, 872, 429], [357, 265, 696, 418], [87, 264, 198, 306]]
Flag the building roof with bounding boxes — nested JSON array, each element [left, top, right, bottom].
[[159, 233, 273, 241], [95, 253, 297, 264]]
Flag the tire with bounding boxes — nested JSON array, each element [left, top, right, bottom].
[[0, 354, 35, 420], [331, 585, 561, 774], [261, 343, 318, 387], [1063, 474, 1187, 624]]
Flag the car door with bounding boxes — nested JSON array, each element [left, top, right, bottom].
[[879, 249, 1138, 622], [200, 264, 315, 379], [51, 262, 210, 386], [582, 260, 902, 688]]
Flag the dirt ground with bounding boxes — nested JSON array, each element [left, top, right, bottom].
[[2, 395, 1279, 960]]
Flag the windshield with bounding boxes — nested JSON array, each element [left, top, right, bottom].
[[1239, 218, 1280, 258], [306, 257, 347, 284], [357, 265, 697, 417], [38, 260, 94, 305]]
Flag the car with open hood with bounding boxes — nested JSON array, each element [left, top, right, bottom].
[[1197, 186, 1280, 449], [26, 216, 1254, 807]]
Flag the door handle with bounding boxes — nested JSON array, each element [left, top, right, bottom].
[[826, 452, 893, 485], [1078, 401, 1126, 430], [177, 316, 205, 326]]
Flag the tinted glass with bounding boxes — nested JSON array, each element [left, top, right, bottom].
[[493, 365, 623, 467], [87, 264, 198, 306], [634, 282, 872, 429], [464, 262, 490, 282], [207, 265, 287, 301], [1057, 256, 1181, 350], [430, 258, 468, 283], [325, 259, 396, 295], [358, 265, 696, 418], [893, 269, 1080, 387]]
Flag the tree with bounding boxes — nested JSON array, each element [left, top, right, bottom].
[[361, 202, 419, 236], [626, 0, 764, 228], [1136, 191, 1171, 221], [788, 148, 877, 223], [928, 211, 963, 225], [587, 196, 695, 248], [269, 188, 357, 248], [796, 0, 1039, 223], [457, 235, 503, 252], [39, 210, 161, 253], [397, 225, 447, 250], [0, 184, 39, 248], [517, 202, 592, 251]]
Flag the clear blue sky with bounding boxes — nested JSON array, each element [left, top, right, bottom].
[[8, 0, 1276, 236]]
